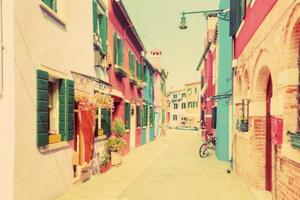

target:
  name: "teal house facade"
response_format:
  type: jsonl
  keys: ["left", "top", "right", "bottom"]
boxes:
{"left": 215, "top": 0, "right": 232, "bottom": 161}
{"left": 142, "top": 58, "right": 155, "bottom": 144}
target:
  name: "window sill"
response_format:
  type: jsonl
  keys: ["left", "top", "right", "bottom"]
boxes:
{"left": 39, "top": 2, "right": 66, "bottom": 27}
{"left": 39, "top": 141, "right": 70, "bottom": 154}
{"left": 95, "top": 135, "right": 108, "bottom": 142}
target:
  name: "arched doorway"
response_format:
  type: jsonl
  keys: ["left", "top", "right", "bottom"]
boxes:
{"left": 266, "top": 76, "right": 273, "bottom": 192}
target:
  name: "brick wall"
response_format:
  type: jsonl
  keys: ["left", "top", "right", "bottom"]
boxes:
{"left": 275, "top": 156, "right": 300, "bottom": 200}
{"left": 235, "top": 116, "right": 266, "bottom": 189}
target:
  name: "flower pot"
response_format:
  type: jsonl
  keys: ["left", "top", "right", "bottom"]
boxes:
{"left": 114, "top": 66, "right": 127, "bottom": 78}
{"left": 111, "top": 151, "right": 122, "bottom": 166}
{"left": 100, "top": 165, "right": 107, "bottom": 173}
{"left": 290, "top": 134, "right": 300, "bottom": 149}
{"left": 49, "top": 134, "right": 61, "bottom": 144}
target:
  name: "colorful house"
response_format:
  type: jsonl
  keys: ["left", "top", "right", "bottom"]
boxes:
{"left": 232, "top": 0, "right": 300, "bottom": 198}
{"left": 107, "top": 0, "right": 146, "bottom": 151}
{"left": 151, "top": 50, "right": 168, "bottom": 137}
{"left": 215, "top": 0, "right": 232, "bottom": 161}
{"left": 2, "top": 0, "right": 97, "bottom": 199}
{"left": 184, "top": 82, "right": 201, "bottom": 129}
{"left": 143, "top": 58, "right": 155, "bottom": 143}
{"left": 197, "top": 16, "right": 218, "bottom": 140}
{"left": 167, "top": 89, "right": 187, "bottom": 128}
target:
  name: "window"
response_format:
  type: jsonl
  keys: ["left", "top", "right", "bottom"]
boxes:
{"left": 181, "top": 103, "right": 186, "bottom": 109}
{"left": 36, "top": 70, "right": 74, "bottom": 147}
{"left": 48, "top": 78, "right": 59, "bottom": 132}
{"left": 150, "top": 106, "right": 154, "bottom": 127}
{"left": 95, "top": 108, "right": 111, "bottom": 137}
{"left": 42, "top": 0, "right": 57, "bottom": 12}
{"left": 174, "top": 104, "right": 178, "bottom": 109}
{"left": 212, "top": 107, "right": 217, "bottom": 129}
{"left": 182, "top": 93, "right": 186, "bottom": 98}
{"left": 137, "top": 106, "right": 141, "bottom": 127}
{"left": 187, "top": 88, "right": 192, "bottom": 95}
{"left": 188, "top": 102, "right": 192, "bottom": 108}
{"left": 143, "top": 65, "right": 148, "bottom": 83}
{"left": 195, "top": 88, "right": 198, "bottom": 93}
{"left": 125, "top": 102, "right": 131, "bottom": 129}
{"left": 129, "top": 51, "right": 135, "bottom": 78}
{"left": 173, "top": 94, "right": 177, "bottom": 99}
{"left": 93, "top": 0, "right": 107, "bottom": 54}
{"left": 196, "top": 102, "right": 198, "bottom": 108}
{"left": 173, "top": 115, "right": 177, "bottom": 121}
{"left": 114, "top": 32, "right": 124, "bottom": 67}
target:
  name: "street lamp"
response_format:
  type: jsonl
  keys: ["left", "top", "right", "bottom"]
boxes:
{"left": 179, "top": 9, "right": 230, "bottom": 30}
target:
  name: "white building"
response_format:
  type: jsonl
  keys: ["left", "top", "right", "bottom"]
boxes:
{"left": 0, "top": 1, "right": 110, "bottom": 200}
{"left": 168, "top": 89, "right": 187, "bottom": 128}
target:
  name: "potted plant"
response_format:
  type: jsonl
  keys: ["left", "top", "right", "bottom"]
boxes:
{"left": 239, "top": 116, "right": 248, "bottom": 132}
{"left": 100, "top": 152, "right": 111, "bottom": 173}
{"left": 105, "top": 136, "right": 126, "bottom": 166}
{"left": 287, "top": 131, "right": 300, "bottom": 149}
{"left": 111, "top": 118, "right": 126, "bottom": 138}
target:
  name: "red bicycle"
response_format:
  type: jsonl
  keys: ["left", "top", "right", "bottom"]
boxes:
{"left": 199, "top": 132, "right": 216, "bottom": 158}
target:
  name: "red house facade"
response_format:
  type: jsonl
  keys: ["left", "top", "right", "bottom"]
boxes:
{"left": 199, "top": 16, "right": 218, "bottom": 140}
{"left": 107, "top": 0, "right": 146, "bottom": 153}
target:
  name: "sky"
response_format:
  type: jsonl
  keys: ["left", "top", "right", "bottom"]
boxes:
{"left": 122, "top": 0, "right": 220, "bottom": 91}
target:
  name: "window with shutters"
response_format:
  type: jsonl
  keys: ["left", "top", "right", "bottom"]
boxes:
{"left": 143, "top": 105, "right": 148, "bottom": 127}
{"left": 174, "top": 104, "right": 178, "bottom": 110}
{"left": 173, "top": 115, "right": 177, "bottom": 121}
{"left": 37, "top": 70, "right": 75, "bottom": 147}
{"left": 94, "top": 108, "right": 111, "bottom": 138}
{"left": 150, "top": 106, "right": 154, "bottom": 127}
{"left": 125, "top": 102, "right": 131, "bottom": 129}
{"left": 129, "top": 51, "right": 135, "bottom": 78}
{"left": 93, "top": 0, "right": 107, "bottom": 54}
{"left": 181, "top": 103, "right": 186, "bottom": 109}
{"left": 48, "top": 78, "right": 59, "bottom": 133}
{"left": 42, "top": 0, "right": 57, "bottom": 12}
{"left": 114, "top": 32, "right": 124, "bottom": 67}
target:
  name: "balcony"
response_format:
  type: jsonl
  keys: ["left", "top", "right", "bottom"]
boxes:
{"left": 114, "top": 65, "right": 127, "bottom": 78}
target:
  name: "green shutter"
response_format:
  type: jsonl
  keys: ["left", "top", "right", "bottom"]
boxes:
{"left": 93, "top": 0, "right": 98, "bottom": 34}
{"left": 241, "top": 0, "right": 245, "bottom": 20}
{"left": 59, "top": 79, "right": 75, "bottom": 141}
{"left": 125, "top": 102, "right": 130, "bottom": 129}
{"left": 136, "top": 61, "right": 140, "bottom": 80}
{"left": 66, "top": 80, "right": 75, "bottom": 141}
{"left": 101, "top": 109, "right": 111, "bottom": 137}
{"left": 59, "top": 79, "right": 66, "bottom": 141}
{"left": 99, "top": 15, "right": 107, "bottom": 54}
{"left": 150, "top": 107, "right": 154, "bottom": 126}
{"left": 118, "top": 39, "right": 124, "bottom": 66}
{"left": 129, "top": 52, "right": 135, "bottom": 78}
{"left": 114, "top": 32, "right": 118, "bottom": 65}
{"left": 52, "top": 0, "right": 57, "bottom": 12}
{"left": 37, "top": 70, "right": 49, "bottom": 147}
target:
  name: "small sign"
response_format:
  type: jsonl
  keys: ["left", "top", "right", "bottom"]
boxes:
{"left": 271, "top": 116, "right": 283, "bottom": 145}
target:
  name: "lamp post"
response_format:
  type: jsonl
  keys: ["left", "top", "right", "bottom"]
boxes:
{"left": 179, "top": 9, "right": 230, "bottom": 29}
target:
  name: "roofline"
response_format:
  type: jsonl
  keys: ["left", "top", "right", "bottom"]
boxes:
{"left": 196, "top": 42, "right": 212, "bottom": 71}
{"left": 115, "top": 0, "right": 146, "bottom": 52}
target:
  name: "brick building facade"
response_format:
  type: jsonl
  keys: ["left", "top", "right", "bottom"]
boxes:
{"left": 232, "top": 0, "right": 300, "bottom": 199}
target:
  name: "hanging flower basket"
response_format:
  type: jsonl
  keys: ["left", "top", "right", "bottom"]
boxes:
{"left": 289, "top": 132, "right": 300, "bottom": 149}
{"left": 114, "top": 66, "right": 127, "bottom": 78}
{"left": 239, "top": 120, "right": 248, "bottom": 132}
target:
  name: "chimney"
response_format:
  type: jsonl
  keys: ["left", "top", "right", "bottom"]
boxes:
{"left": 150, "top": 49, "right": 162, "bottom": 68}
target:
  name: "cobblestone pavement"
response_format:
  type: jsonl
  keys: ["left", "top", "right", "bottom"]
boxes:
{"left": 56, "top": 129, "right": 257, "bottom": 200}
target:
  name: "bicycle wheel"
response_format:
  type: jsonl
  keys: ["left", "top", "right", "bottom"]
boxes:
{"left": 199, "top": 143, "right": 209, "bottom": 158}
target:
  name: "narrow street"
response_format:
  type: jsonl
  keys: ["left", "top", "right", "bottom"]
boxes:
{"left": 57, "top": 130, "right": 256, "bottom": 200}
